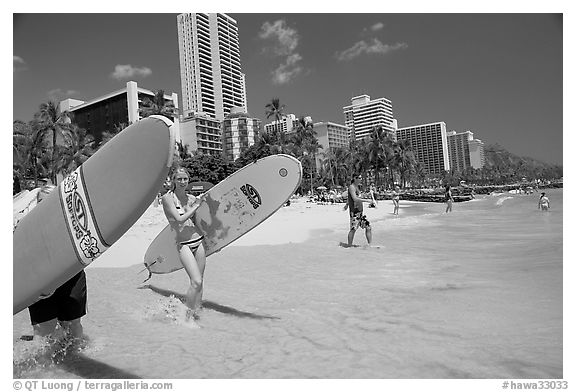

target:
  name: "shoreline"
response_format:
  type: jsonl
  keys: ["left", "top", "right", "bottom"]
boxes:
{"left": 88, "top": 198, "right": 434, "bottom": 269}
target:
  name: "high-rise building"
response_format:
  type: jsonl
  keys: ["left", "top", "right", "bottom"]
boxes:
{"left": 447, "top": 131, "right": 472, "bottom": 172}
{"left": 222, "top": 107, "right": 261, "bottom": 162}
{"left": 342, "top": 94, "right": 395, "bottom": 141}
{"left": 314, "top": 122, "right": 350, "bottom": 152}
{"left": 468, "top": 137, "right": 485, "bottom": 170}
{"left": 313, "top": 121, "right": 350, "bottom": 171}
{"left": 60, "top": 81, "right": 179, "bottom": 143}
{"left": 177, "top": 13, "right": 246, "bottom": 121}
{"left": 264, "top": 114, "right": 299, "bottom": 136}
{"left": 179, "top": 112, "right": 222, "bottom": 156}
{"left": 397, "top": 122, "right": 450, "bottom": 174}
{"left": 447, "top": 130, "right": 485, "bottom": 171}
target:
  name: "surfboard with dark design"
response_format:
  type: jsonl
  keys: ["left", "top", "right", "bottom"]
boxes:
{"left": 144, "top": 154, "right": 302, "bottom": 275}
{"left": 13, "top": 116, "right": 176, "bottom": 314}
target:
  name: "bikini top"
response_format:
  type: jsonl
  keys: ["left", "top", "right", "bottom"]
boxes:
{"left": 167, "top": 191, "right": 195, "bottom": 224}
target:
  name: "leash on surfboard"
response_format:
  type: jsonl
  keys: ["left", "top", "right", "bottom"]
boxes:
{"left": 138, "top": 262, "right": 155, "bottom": 283}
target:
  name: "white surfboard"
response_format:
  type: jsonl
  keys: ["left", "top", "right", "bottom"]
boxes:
{"left": 13, "top": 115, "right": 176, "bottom": 314}
{"left": 144, "top": 154, "right": 302, "bottom": 275}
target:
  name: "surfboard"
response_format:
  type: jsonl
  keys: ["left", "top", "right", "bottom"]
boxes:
{"left": 13, "top": 188, "right": 41, "bottom": 229}
{"left": 13, "top": 115, "right": 176, "bottom": 314}
{"left": 144, "top": 154, "right": 302, "bottom": 275}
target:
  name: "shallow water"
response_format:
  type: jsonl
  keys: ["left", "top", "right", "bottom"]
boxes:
{"left": 13, "top": 189, "right": 563, "bottom": 379}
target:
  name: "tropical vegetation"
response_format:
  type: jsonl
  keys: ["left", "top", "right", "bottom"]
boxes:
{"left": 13, "top": 94, "right": 562, "bottom": 195}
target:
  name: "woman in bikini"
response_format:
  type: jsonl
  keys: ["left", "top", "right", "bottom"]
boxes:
{"left": 162, "top": 167, "right": 207, "bottom": 319}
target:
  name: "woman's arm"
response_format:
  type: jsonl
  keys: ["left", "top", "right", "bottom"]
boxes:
{"left": 162, "top": 193, "right": 198, "bottom": 223}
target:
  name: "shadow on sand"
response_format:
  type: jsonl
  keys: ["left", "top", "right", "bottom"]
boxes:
{"left": 140, "top": 284, "right": 280, "bottom": 320}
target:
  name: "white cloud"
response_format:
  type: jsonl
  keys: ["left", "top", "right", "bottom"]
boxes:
{"left": 110, "top": 64, "right": 152, "bottom": 80}
{"left": 259, "top": 19, "right": 299, "bottom": 56}
{"left": 272, "top": 54, "right": 303, "bottom": 85}
{"left": 369, "top": 22, "right": 385, "bottom": 32}
{"left": 259, "top": 19, "right": 304, "bottom": 85}
{"left": 335, "top": 39, "right": 408, "bottom": 62}
{"left": 14, "top": 56, "right": 26, "bottom": 72}
{"left": 47, "top": 88, "right": 80, "bottom": 102}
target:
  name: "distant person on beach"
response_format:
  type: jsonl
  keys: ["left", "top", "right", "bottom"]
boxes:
{"left": 445, "top": 185, "right": 454, "bottom": 213}
{"left": 392, "top": 185, "right": 400, "bottom": 215}
{"left": 538, "top": 192, "right": 551, "bottom": 211}
{"left": 162, "top": 167, "right": 207, "bottom": 321}
{"left": 27, "top": 185, "right": 86, "bottom": 341}
{"left": 346, "top": 175, "right": 373, "bottom": 247}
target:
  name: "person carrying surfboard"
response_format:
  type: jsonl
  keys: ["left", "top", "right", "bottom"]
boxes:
{"left": 346, "top": 175, "right": 373, "bottom": 247}
{"left": 161, "top": 167, "right": 207, "bottom": 321}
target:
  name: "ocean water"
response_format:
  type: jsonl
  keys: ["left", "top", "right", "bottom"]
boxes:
{"left": 13, "top": 189, "right": 563, "bottom": 379}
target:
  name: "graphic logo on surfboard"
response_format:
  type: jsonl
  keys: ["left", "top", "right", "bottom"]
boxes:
{"left": 241, "top": 184, "right": 261, "bottom": 209}
{"left": 59, "top": 167, "right": 109, "bottom": 265}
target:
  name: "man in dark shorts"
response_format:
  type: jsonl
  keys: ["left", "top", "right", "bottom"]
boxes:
{"left": 347, "top": 175, "right": 374, "bottom": 247}
{"left": 28, "top": 271, "right": 87, "bottom": 339}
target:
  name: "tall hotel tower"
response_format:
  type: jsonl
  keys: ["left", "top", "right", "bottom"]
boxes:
{"left": 397, "top": 121, "right": 450, "bottom": 175}
{"left": 343, "top": 94, "right": 396, "bottom": 141}
{"left": 177, "top": 13, "right": 246, "bottom": 120}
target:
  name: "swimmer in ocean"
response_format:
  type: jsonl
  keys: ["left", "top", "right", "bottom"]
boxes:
{"left": 538, "top": 192, "right": 550, "bottom": 211}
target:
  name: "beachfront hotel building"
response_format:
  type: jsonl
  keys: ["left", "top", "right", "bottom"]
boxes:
{"left": 177, "top": 13, "right": 247, "bottom": 121}
{"left": 342, "top": 94, "right": 396, "bottom": 141}
{"left": 447, "top": 131, "right": 472, "bottom": 172}
{"left": 468, "top": 137, "right": 485, "bottom": 169}
{"left": 447, "top": 130, "right": 485, "bottom": 171}
{"left": 179, "top": 112, "right": 222, "bottom": 156}
{"left": 59, "top": 81, "right": 179, "bottom": 143}
{"left": 264, "top": 114, "right": 297, "bottom": 136}
{"left": 264, "top": 114, "right": 314, "bottom": 136}
{"left": 313, "top": 121, "right": 350, "bottom": 171}
{"left": 314, "top": 121, "right": 350, "bottom": 152}
{"left": 397, "top": 122, "right": 450, "bottom": 174}
{"left": 222, "top": 107, "right": 262, "bottom": 162}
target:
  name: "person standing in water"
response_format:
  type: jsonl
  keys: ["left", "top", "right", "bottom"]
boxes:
{"left": 538, "top": 192, "right": 551, "bottom": 211}
{"left": 392, "top": 185, "right": 400, "bottom": 215}
{"left": 162, "top": 167, "right": 207, "bottom": 321}
{"left": 347, "top": 175, "right": 374, "bottom": 247}
{"left": 445, "top": 184, "right": 454, "bottom": 213}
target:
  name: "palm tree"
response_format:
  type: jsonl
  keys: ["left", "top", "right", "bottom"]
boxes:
{"left": 139, "top": 90, "right": 177, "bottom": 119}
{"left": 265, "top": 97, "right": 285, "bottom": 123}
{"left": 33, "top": 101, "right": 75, "bottom": 185}
{"left": 264, "top": 98, "right": 286, "bottom": 151}
{"left": 367, "top": 126, "right": 394, "bottom": 188}
{"left": 54, "top": 125, "right": 96, "bottom": 180}
{"left": 13, "top": 120, "right": 48, "bottom": 188}
{"left": 393, "top": 138, "right": 416, "bottom": 187}
{"left": 175, "top": 141, "right": 194, "bottom": 163}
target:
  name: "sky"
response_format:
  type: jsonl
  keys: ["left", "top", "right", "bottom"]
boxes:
{"left": 11, "top": 7, "right": 568, "bottom": 165}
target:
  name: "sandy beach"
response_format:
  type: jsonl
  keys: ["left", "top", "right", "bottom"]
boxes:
{"left": 13, "top": 193, "right": 564, "bottom": 380}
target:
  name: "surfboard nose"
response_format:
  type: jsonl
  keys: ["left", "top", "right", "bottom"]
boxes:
{"left": 80, "top": 116, "right": 176, "bottom": 246}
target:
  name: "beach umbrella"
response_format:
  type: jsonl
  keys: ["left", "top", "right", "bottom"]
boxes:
{"left": 317, "top": 186, "right": 327, "bottom": 191}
